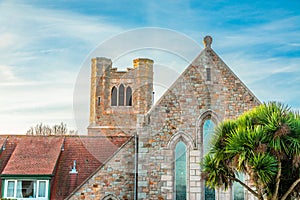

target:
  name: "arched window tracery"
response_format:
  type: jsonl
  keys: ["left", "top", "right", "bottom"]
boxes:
{"left": 102, "top": 194, "right": 119, "bottom": 200}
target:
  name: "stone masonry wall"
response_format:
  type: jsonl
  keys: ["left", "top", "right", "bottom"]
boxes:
{"left": 89, "top": 58, "right": 153, "bottom": 137}
{"left": 137, "top": 44, "right": 260, "bottom": 200}
{"left": 69, "top": 137, "right": 135, "bottom": 200}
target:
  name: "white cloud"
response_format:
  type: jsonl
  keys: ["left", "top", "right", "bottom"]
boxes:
{"left": 0, "top": 65, "right": 19, "bottom": 82}
{"left": 0, "top": 1, "right": 125, "bottom": 134}
{"left": 0, "top": 68, "right": 78, "bottom": 134}
{"left": 0, "top": 0, "right": 299, "bottom": 134}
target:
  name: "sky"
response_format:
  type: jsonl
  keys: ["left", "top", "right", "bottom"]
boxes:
{"left": 0, "top": 0, "right": 299, "bottom": 134}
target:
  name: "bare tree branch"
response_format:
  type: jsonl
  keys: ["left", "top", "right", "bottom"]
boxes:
{"left": 26, "top": 122, "right": 76, "bottom": 135}
{"left": 281, "top": 177, "right": 300, "bottom": 200}
{"left": 229, "top": 176, "right": 258, "bottom": 198}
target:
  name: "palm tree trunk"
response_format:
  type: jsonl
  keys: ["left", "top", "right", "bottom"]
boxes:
{"left": 257, "top": 185, "right": 264, "bottom": 200}
{"left": 272, "top": 162, "right": 281, "bottom": 200}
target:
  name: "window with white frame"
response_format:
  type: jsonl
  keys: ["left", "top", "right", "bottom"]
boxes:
{"left": 4, "top": 179, "right": 49, "bottom": 199}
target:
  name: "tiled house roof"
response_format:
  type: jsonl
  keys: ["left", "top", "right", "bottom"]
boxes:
{"left": 2, "top": 137, "right": 64, "bottom": 175}
{"left": 0, "top": 135, "right": 131, "bottom": 200}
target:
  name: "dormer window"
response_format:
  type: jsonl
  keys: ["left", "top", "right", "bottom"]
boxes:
{"left": 4, "top": 179, "right": 49, "bottom": 200}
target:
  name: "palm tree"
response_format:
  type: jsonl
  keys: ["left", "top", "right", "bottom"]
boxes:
{"left": 202, "top": 102, "right": 300, "bottom": 200}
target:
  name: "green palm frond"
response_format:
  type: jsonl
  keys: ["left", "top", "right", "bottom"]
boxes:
{"left": 201, "top": 101, "right": 300, "bottom": 199}
{"left": 248, "top": 153, "right": 278, "bottom": 185}
{"left": 209, "top": 120, "right": 237, "bottom": 154}
{"left": 201, "top": 155, "right": 234, "bottom": 190}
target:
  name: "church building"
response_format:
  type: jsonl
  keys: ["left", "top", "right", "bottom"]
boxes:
{"left": 73, "top": 35, "right": 260, "bottom": 200}
{"left": 0, "top": 36, "right": 260, "bottom": 200}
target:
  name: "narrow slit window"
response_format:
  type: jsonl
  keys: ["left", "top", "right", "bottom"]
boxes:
{"left": 97, "top": 96, "right": 101, "bottom": 106}
{"left": 126, "top": 87, "right": 132, "bottom": 106}
{"left": 111, "top": 86, "right": 117, "bottom": 106}
{"left": 206, "top": 68, "right": 211, "bottom": 81}
{"left": 119, "top": 84, "right": 125, "bottom": 106}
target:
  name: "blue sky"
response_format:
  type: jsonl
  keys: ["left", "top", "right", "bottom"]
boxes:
{"left": 0, "top": 0, "right": 299, "bottom": 134}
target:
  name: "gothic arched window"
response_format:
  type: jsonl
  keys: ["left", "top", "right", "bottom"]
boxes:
{"left": 175, "top": 141, "right": 187, "bottom": 200}
{"left": 118, "top": 84, "right": 124, "bottom": 106}
{"left": 126, "top": 87, "right": 132, "bottom": 106}
{"left": 111, "top": 86, "right": 118, "bottom": 106}
{"left": 203, "top": 119, "right": 215, "bottom": 200}
{"left": 102, "top": 194, "right": 119, "bottom": 200}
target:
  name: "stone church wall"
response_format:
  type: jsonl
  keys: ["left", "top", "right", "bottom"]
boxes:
{"left": 75, "top": 36, "right": 260, "bottom": 200}
{"left": 69, "top": 137, "right": 136, "bottom": 200}
{"left": 137, "top": 45, "right": 259, "bottom": 199}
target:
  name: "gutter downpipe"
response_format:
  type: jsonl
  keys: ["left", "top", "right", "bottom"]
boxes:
{"left": 134, "top": 132, "right": 139, "bottom": 200}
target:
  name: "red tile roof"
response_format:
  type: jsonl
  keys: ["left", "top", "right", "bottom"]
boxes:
{"left": 80, "top": 136, "right": 125, "bottom": 163}
{"left": 2, "top": 137, "right": 64, "bottom": 175}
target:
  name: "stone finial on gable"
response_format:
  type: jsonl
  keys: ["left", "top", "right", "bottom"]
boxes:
{"left": 203, "top": 35, "right": 213, "bottom": 48}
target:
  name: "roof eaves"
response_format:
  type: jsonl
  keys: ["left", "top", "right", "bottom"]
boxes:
{"left": 1, "top": 174, "right": 53, "bottom": 179}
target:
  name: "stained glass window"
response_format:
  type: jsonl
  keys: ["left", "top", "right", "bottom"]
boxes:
{"left": 203, "top": 119, "right": 215, "bottom": 200}
{"left": 175, "top": 141, "right": 187, "bottom": 200}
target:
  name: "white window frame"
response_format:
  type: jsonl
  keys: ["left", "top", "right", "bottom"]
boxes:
{"left": 3, "top": 179, "right": 49, "bottom": 200}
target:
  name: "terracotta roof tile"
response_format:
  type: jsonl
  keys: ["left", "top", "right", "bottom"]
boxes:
{"left": 80, "top": 136, "right": 129, "bottom": 163}
{"left": 2, "top": 137, "right": 64, "bottom": 175}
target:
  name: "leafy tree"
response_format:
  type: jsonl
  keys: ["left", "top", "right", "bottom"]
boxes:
{"left": 202, "top": 102, "right": 300, "bottom": 200}
{"left": 26, "top": 122, "right": 78, "bottom": 135}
